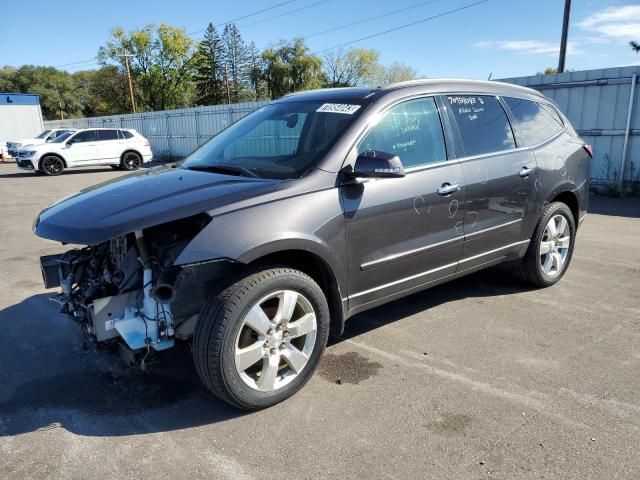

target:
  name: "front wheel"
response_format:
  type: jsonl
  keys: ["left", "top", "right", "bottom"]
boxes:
{"left": 193, "top": 267, "right": 330, "bottom": 410}
{"left": 40, "top": 155, "right": 65, "bottom": 176}
{"left": 518, "top": 202, "right": 576, "bottom": 287}
{"left": 121, "top": 151, "right": 142, "bottom": 170}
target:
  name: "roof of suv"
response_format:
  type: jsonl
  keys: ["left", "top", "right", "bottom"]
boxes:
{"left": 278, "top": 78, "right": 545, "bottom": 104}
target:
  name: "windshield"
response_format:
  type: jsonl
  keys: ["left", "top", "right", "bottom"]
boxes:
{"left": 181, "top": 100, "right": 364, "bottom": 179}
{"left": 52, "top": 131, "right": 73, "bottom": 143}
{"left": 35, "top": 130, "right": 52, "bottom": 140}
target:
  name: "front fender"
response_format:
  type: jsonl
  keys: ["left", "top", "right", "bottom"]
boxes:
{"left": 174, "top": 187, "right": 348, "bottom": 294}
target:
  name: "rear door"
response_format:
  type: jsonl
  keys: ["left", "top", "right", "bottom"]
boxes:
{"left": 342, "top": 96, "right": 466, "bottom": 310}
{"left": 66, "top": 130, "right": 99, "bottom": 165}
{"left": 444, "top": 94, "right": 537, "bottom": 269}
{"left": 97, "top": 129, "right": 125, "bottom": 164}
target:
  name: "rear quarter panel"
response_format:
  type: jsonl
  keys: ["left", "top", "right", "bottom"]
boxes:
{"left": 532, "top": 131, "right": 590, "bottom": 225}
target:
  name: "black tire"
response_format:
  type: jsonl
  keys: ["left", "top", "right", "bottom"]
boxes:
{"left": 518, "top": 201, "right": 576, "bottom": 287}
{"left": 193, "top": 266, "right": 330, "bottom": 410}
{"left": 121, "top": 151, "right": 142, "bottom": 170}
{"left": 110, "top": 165, "right": 122, "bottom": 170}
{"left": 40, "top": 155, "right": 65, "bottom": 176}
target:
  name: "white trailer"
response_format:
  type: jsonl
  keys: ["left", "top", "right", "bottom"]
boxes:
{"left": 0, "top": 93, "right": 44, "bottom": 159}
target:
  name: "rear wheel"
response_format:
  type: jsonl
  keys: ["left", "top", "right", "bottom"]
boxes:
{"left": 121, "top": 151, "right": 142, "bottom": 170}
{"left": 40, "top": 156, "right": 65, "bottom": 176}
{"left": 193, "top": 267, "right": 330, "bottom": 410}
{"left": 518, "top": 202, "right": 576, "bottom": 287}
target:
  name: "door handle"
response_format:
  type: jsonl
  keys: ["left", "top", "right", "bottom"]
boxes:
{"left": 519, "top": 166, "right": 533, "bottom": 178}
{"left": 437, "top": 183, "right": 460, "bottom": 195}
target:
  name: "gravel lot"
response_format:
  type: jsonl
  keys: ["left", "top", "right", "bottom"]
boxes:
{"left": 1, "top": 163, "right": 639, "bottom": 480}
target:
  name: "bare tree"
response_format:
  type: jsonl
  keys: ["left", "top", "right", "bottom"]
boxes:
{"left": 323, "top": 48, "right": 380, "bottom": 87}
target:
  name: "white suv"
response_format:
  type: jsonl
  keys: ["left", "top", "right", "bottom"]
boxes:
{"left": 7, "top": 129, "right": 74, "bottom": 157}
{"left": 17, "top": 128, "right": 153, "bottom": 176}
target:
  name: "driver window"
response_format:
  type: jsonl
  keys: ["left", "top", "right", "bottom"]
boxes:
{"left": 357, "top": 97, "right": 446, "bottom": 169}
{"left": 223, "top": 114, "right": 308, "bottom": 160}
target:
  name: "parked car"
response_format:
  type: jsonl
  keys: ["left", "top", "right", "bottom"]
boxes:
{"left": 6, "top": 128, "right": 74, "bottom": 157}
{"left": 34, "top": 79, "right": 590, "bottom": 409}
{"left": 17, "top": 128, "right": 152, "bottom": 175}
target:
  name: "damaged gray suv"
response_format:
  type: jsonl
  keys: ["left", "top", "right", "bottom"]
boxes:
{"left": 35, "top": 79, "right": 591, "bottom": 409}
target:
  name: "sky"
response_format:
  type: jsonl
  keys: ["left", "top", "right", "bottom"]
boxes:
{"left": 1, "top": 0, "right": 639, "bottom": 79}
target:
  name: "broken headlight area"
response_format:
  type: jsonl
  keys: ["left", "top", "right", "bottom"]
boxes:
{"left": 40, "top": 214, "right": 219, "bottom": 364}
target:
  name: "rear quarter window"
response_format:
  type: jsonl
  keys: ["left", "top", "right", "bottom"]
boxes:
{"left": 120, "top": 130, "right": 134, "bottom": 139}
{"left": 448, "top": 95, "right": 516, "bottom": 157}
{"left": 504, "top": 97, "right": 564, "bottom": 146}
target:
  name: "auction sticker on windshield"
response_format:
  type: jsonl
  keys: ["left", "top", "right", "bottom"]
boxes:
{"left": 316, "top": 103, "right": 361, "bottom": 114}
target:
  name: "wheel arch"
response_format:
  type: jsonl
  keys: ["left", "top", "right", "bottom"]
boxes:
{"left": 38, "top": 153, "right": 67, "bottom": 169}
{"left": 244, "top": 249, "right": 346, "bottom": 337}
{"left": 120, "top": 149, "right": 143, "bottom": 162}
{"left": 547, "top": 190, "right": 579, "bottom": 227}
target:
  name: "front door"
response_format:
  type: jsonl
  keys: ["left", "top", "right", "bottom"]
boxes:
{"left": 342, "top": 97, "right": 465, "bottom": 311}
{"left": 444, "top": 94, "right": 537, "bottom": 268}
{"left": 66, "top": 130, "right": 99, "bottom": 165}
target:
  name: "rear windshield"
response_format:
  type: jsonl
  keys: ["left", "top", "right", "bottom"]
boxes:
{"left": 182, "top": 100, "right": 365, "bottom": 179}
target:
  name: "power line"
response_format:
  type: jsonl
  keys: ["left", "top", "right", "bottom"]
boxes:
{"left": 312, "top": 0, "right": 489, "bottom": 55}
{"left": 188, "top": 0, "right": 297, "bottom": 35}
{"left": 238, "top": 0, "right": 333, "bottom": 28}
{"left": 56, "top": 1, "right": 298, "bottom": 69}
{"left": 305, "top": 0, "right": 441, "bottom": 39}
{"left": 54, "top": 58, "right": 98, "bottom": 68}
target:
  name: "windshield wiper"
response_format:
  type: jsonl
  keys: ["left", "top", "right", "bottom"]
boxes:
{"left": 184, "top": 164, "right": 260, "bottom": 178}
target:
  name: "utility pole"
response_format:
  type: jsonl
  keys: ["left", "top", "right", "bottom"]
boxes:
{"left": 224, "top": 64, "right": 231, "bottom": 105}
{"left": 59, "top": 100, "right": 64, "bottom": 121}
{"left": 120, "top": 52, "right": 137, "bottom": 113}
{"left": 558, "top": 0, "right": 572, "bottom": 73}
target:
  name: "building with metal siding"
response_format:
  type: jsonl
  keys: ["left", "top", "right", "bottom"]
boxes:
{"left": 0, "top": 93, "right": 45, "bottom": 146}
{"left": 499, "top": 66, "right": 640, "bottom": 190}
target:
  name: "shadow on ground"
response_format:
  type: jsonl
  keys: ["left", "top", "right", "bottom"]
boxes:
{"left": 0, "top": 267, "right": 529, "bottom": 438}
{"left": 588, "top": 195, "right": 640, "bottom": 219}
{"left": 0, "top": 167, "right": 117, "bottom": 179}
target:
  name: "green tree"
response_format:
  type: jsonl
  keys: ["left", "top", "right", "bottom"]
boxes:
{"left": 631, "top": 41, "right": 640, "bottom": 52}
{"left": 73, "top": 66, "right": 130, "bottom": 116}
{"left": 322, "top": 48, "right": 380, "bottom": 87}
{"left": 222, "top": 23, "right": 251, "bottom": 102}
{"left": 262, "top": 38, "right": 323, "bottom": 99}
{"left": 247, "top": 41, "right": 268, "bottom": 100}
{"left": 0, "top": 65, "right": 86, "bottom": 120}
{"left": 193, "top": 22, "right": 226, "bottom": 105}
{"left": 536, "top": 67, "right": 558, "bottom": 75}
{"left": 98, "top": 23, "right": 195, "bottom": 111}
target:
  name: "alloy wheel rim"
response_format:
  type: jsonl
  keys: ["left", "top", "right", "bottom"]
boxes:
{"left": 44, "top": 157, "right": 62, "bottom": 174}
{"left": 125, "top": 154, "right": 140, "bottom": 169}
{"left": 234, "top": 289, "right": 317, "bottom": 392}
{"left": 539, "top": 214, "right": 571, "bottom": 276}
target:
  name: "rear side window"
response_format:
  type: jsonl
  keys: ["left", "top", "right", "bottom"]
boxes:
{"left": 448, "top": 95, "right": 516, "bottom": 157}
{"left": 98, "top": 130, "right": 119, "bottom": 141}
{"left": 357, "top": 97, "right": 446, "bottom": 169}
{"left": 72, "top": 130, "right": 98, "bottom": 143}
{"left": 504, "top": 97, "right": 564, "bottom": 146}
{"left": 120, "top": 130, "right": 134, "bottom": 139}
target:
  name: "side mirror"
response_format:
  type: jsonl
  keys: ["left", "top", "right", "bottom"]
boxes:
{"left": 66, "top": 140, "right": 74, "bottom": 148}
{"left": 350, "top": 150, "right": 405, "bottom": 179}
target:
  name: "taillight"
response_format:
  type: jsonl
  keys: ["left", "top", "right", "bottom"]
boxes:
{"left": 583, "top": 144, "right": 593, "bottom": 157}
{"left": 144, "top": 140, "right": 149, "bottom": 146}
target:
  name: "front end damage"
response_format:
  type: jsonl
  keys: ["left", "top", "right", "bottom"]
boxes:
{"left": 40, "top": 214, "right": 233, "bottom": 366}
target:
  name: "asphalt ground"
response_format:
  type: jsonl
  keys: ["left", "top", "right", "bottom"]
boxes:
{"left": 1, "top": 162, "right": 639, "bottom": 479}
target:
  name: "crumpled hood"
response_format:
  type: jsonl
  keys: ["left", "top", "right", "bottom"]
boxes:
{"left": 34, "top": 165, "right": 280, "bottom": 245}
